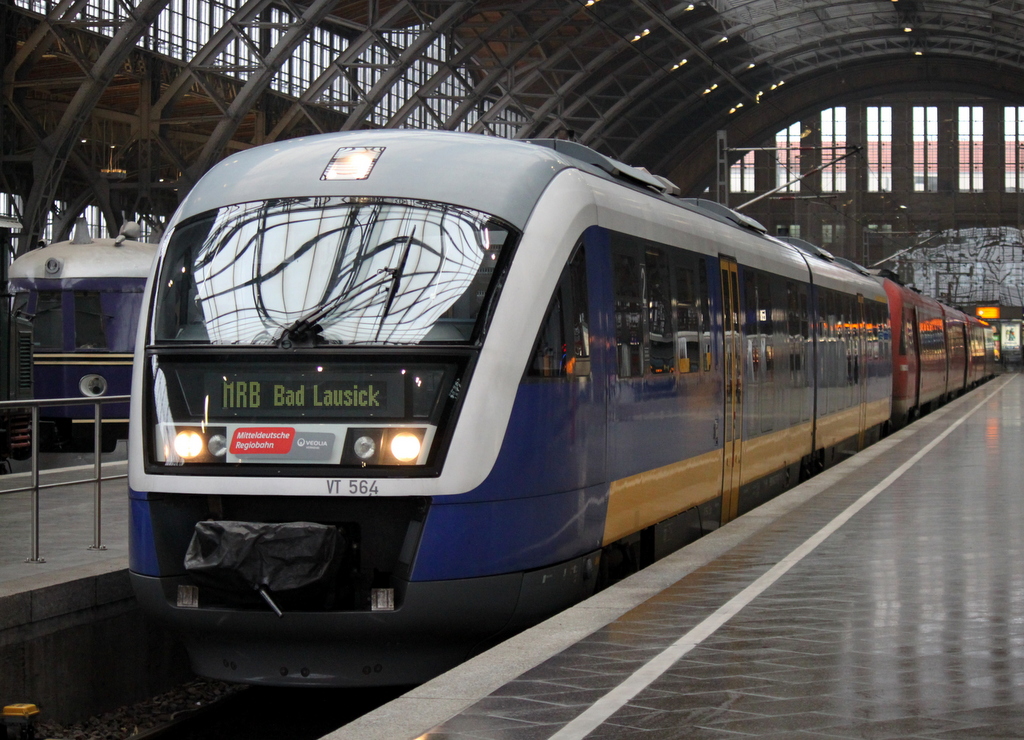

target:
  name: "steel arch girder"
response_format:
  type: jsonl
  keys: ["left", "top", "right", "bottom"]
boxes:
{"left": 151, "top": 0, "right": 275, "bottom": 122}
{"left": 469, "top": 3, "right": 645, "bottom": 138}
{"left": 265, "top": 0, "right": 420, "bottom": 142}
{"left": 435, "top": 0, "right": 586, "bottom": 133}
{"left": 183, "top": 0, "right": 342, "bottom": 183}
{"left": 19, "top": 0, "right": 171, "bottom": 253}
{"left": 339, "top": 0, "right": 475, "bottom": 132}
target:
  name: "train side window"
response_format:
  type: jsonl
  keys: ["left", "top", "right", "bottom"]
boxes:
{"left": 612, "top": 247, "right": 644, "bottom": 378}
{"left": 743, "top": 271, "right": 759, "bottom": 375}
{"left": 646, "top": 248, "right": 674, "bottom": 375}
{"left": 697, "top": 258, "right": 712, "bottom": 371}
{"left": 74, "top": 290, "right": 108, "bottom": 349}
{"left": 901, "top": 308, "right": 914, "bottom": 356}
{"left": 528, "top": 243, "right": 591, "bottom": 379}
{"left": 32, "top": 291, "right": 63, "bottom": 350}
{"left": 674, "top": 263, "right": 699, "bottom": 373}
{"left": 760, "top": 274, "right": 774, "bottom": 376}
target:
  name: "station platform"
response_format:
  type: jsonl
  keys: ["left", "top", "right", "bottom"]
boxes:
{"left": 0, "top": 449, "right": 191, "bottom": 725}
{"left": 0, "top": 451, "right": 128, "bottom": 589}
{"left": 327, "top": 373, "right": 1024, "bottom": 740}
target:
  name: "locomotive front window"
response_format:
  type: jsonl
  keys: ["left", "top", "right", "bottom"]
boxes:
{"left": 153, "top": 198, "right": 516, "bottom": 347}
{"left": 74, "top": 291, "right": 108, "bottom": 349}
{"left": 32, "top": 291, "right": 64, "bottom": 350}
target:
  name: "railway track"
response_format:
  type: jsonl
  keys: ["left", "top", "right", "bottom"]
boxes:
{"left": 131, "top": 684, "right": 408, "bottom": 740}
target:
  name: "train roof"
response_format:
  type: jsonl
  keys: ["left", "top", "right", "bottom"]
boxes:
{"left": 173, "top": 130, "right": 593, "bottom": 232}
{"left": 9, "top": 238, "right": 157, "bottom": 280}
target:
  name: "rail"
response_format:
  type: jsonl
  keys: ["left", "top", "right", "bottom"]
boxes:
{"left": 0, "top": 395, "right": 130, "bottom": 563}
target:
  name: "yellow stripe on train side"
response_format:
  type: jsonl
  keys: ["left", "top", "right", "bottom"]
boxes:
{"left": 602, "top": 448, "right": 723, "bottom": 546}
{"left": 739, "top": 421, "right": 813, "bottom": 487}
{"left": 814, "top": 405, "right": 864, "bottom": 450}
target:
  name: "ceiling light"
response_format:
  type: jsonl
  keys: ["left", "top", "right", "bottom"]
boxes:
{"left": 904, "top": 27, "right": 912, "bottom": 32}
{"left": 747, "top": 63, "right": 755, "bottom": 69}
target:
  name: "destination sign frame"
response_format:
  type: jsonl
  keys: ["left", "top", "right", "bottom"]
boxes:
{"left": 205, "top": 370, "right": 404, "bottom": 419}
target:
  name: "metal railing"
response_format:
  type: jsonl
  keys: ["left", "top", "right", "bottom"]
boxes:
{"left": 0, "top": 395, "right": 129, "bottom": 563}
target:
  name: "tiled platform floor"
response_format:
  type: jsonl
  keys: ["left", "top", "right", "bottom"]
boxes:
{"left": 330, "top": 374, "right": 1024, "bottom": 740}
{"left": 0, "top": 447, "right": 128, "bottom": 588}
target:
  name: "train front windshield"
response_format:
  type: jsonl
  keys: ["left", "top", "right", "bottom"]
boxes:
{"left": 146, "top": 197, "right": 518, "bottom": 473}
{"left": 154, "top": 197, "right": 514, "bottom": 346}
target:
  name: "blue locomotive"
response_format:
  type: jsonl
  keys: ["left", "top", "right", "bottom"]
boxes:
{"left": 129, "top": 131, "right": 902, "bottom": 686}
{"left": 8, "top": 221, "right": 157, "bottom": 451}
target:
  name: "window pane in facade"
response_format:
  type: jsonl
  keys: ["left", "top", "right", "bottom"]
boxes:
{"left": 821, "top": 107, "right": 846, "bottom": 192}
{"left": 730, "top": 151, "right": 755, "bottom": 193}
{"left": 1005, "top": 107, "right": 1024, "bottom": 192}
{"left": 913, "top": 106, "right": 938, "bottom": 192}
{"left": 822, "top": 223, "right": 846, "bottom": 250}
{"left": 867, "top": 106, "right": 892, "bottom": 192}
{"left": 776, "top": 123, "right": 801, "bottom": 192}
{"left": 959, "top": 106, "right": 984, "bottom": 192}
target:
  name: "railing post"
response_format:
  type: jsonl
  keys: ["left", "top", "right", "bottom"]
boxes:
{"left": 89, "top": 400, "right": 106, "bottom": 551}
{"left": 26, "top": 404, "right": 44, "bottom": 563}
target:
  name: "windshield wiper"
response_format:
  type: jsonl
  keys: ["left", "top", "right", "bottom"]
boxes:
{"left": 374, "top": 227, "right": 414, "bottom": 343}
{"left": 276, "top": 228, "right": 416, "bottom": 348}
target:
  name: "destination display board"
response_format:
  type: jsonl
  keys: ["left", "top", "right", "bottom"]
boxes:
{"left": 205, "top": 370, "right": 405, "bottom": 418}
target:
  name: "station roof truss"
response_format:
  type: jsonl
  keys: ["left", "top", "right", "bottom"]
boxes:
{"left": 4, "top": 0, "right": 1024, "bottom": 250}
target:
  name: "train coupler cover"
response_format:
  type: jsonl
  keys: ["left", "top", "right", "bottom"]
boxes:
{"left": 183, "top": 521, "right": 342, "bottom": 602}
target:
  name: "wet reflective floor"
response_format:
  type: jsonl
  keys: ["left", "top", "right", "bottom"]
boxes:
{"left": 408, "top": 375, "right": 1024, "bottom": 740}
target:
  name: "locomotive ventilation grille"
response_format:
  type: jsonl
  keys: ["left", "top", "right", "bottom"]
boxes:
{"left": 17, "top": 331, "right": 32, "bottom": 390}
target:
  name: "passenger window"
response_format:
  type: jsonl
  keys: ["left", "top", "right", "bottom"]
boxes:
{"left": 74, "top": 290, "right": 108, "bottom": 349}
{"left": 646, "top": 249, "right": 673, "bottom": 375}
{"left": 32, "top": 291, "right": 63, "bottom": 350}
{"left": 674, "top": 265, "right": 699, "bottom": 373}
{"left": 613, "top": 249, "right": 644, "bottom": 378}
{"left": 528, "top": 244, "right": 591, "bottom": 379}
{"left": 698, "top": 259, "right": 712, "bottom": 371}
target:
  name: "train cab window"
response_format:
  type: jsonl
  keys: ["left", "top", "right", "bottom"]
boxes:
{"left": 674, "top": 265, "right": 699, "bottom": 373}
{"left": 74, "top": 291, "right": 108, "bottom": 349}
{"left": 528, "top": 244, "right": 590, "bottom": 378}
{"left": 32, "top": 291, "right": 63, "bottom": 350}
{"left": 154, "top": 199, "right": 518, "bottom": 346}
{"left": 646, "top": 249, "right": 673, "bottom": 375}
{"left": 612, "top": 248, "right": 644, "bottom": 378}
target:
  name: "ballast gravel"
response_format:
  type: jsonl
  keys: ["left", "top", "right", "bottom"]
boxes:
{"left": 34, "top": 677, "right": 245, "bottom": 739}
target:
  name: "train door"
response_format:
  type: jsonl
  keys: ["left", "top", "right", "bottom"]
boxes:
{"left": 720, "top": 257, "right": 743, "bottom": 524}
{"left": 856, "top": 295, "right": 868, "bottom": 446}
{"left": 909, "top": 306, "right": 922, "bottom": 412}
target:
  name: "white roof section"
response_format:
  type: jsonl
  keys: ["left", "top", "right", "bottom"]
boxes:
{"left": 9, "top": 238, "right": 158, "bottom": 280}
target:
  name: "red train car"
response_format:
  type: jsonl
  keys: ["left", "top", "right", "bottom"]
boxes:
{"left": 881, "top": 276, "right": 996, "bottom": 430}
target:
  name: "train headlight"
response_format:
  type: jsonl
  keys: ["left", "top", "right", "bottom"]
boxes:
{"left": 174, "top": 431, "right": 204, "bottom": 459}
{"left": 390, "top": 433, "right": 421, "bottom": 462}
{"left": 353, "top": 435, "right": 376, "bottom": 460}
{"left": 79, "top": 374, "right": 108, "bottom": 397}
{"left": 322, "top": 147, "right": 384, "bottom": 180}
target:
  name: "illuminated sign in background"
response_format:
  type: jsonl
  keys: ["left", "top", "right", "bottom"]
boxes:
{"left": 976, "top": 306, "right": 1001, "bottom": 319}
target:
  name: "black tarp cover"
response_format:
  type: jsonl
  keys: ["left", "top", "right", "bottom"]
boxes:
{"left": 184, "top": 520, "right": 339, "bottom": 592}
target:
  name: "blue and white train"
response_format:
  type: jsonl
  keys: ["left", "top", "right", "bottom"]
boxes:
{"left": 129, "top": 131, "right": 894, "bottom": 686}
{"left": 9, "top": 221, "right": 157, "bottom": 451}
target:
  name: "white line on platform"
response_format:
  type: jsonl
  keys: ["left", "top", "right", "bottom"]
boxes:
{"left": 548, "top": 374, "right": 1015, "bottom": 740}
